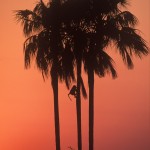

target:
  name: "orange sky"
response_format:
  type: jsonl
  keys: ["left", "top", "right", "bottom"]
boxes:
{"left": 0, "top": 0, "right": 150, "bottom": 150}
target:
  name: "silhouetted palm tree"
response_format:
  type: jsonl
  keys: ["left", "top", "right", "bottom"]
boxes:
{"left": 81, "top": 1, "right": 149, "bottom": 150}
{"left": 59, "top": 2, "right": 89, "bottom": 149}
{"left": 63, "top": 23, "right": 87, "bottom": 150}
{"left": 15, "top": 1, "right": 75, "bottom": 150}
{"left": 74, "top": 29, "right": 87, "bottom": 150}
{"left": 83, "top": 48, "right": 117, "bottom": 150}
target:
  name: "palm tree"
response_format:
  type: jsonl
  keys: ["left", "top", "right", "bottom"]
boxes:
{"left": 83, "top": 47, "right": 117, "bottom": 150}
{"left": 74, "top": 29, "right": 87, "bottom": 150}
{"left": 15, "top": 1, "right": 75, "bottom": 150}
{"left": 63, "top": 24, "right": 87, "bottom": 150}
{"left": 60, "top": 2, "right": 89, "bottom": 149}
{"left": 81, "top": 0, "right": 149, "bottom": 150}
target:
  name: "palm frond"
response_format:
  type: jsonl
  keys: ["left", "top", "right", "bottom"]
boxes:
{"left": 60, "top": 42, "right": 76, "bottom": 89}
{"left": 23, "top": 29, "right": 52, "bottom": 76}
{"left": 113, "top": 11, "right": 138, "bottom": 27}
{"left": 33, "top": 0, "right": 47, "bottom": 16}
{"left": 117, "top": 0, "right": 129, "bottom": 7}
{"left": 24, "top": 35, "right": 38, "bottom": 68}
{"left": 116, "top": 27, "right": 149, "bottom": 59}
{"left": 104, "top": 11, "right": 138, "bottom": 39}
{"left": 15, "top": 9, "right": 42, "bottom": 36}
{"left": 105, "top": 16, "right": 149, "bottom": 68}
{"left": 36, "top": 47, "right": 49, "bottom": 76}
{"left": 83, "top": 48, "right": 117, "bottom": 79}
{"left": 33, "top": 0, "right": 51, "bottom": 28}
{"left": 96, "top": 50, "right": 117, "bottom": 78}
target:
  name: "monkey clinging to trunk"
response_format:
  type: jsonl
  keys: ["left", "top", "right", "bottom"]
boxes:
{"left": 68, "top": 85, "right": 77, "bottom": 100}
{"left": 68, "top": 78, "right": 88, "bottom": 101}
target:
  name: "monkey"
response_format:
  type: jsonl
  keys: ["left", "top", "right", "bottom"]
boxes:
{"left": 68, "top": 85, "right": 77, "bottom": 100}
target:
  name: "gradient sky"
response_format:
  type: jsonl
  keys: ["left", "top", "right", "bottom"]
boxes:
{"left": 0, "top": 0, "right": 150, "bottom": 150}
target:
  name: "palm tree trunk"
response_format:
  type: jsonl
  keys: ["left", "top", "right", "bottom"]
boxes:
{"left": 88, "top": 68, "right": 94, "bottom": 150}
{"left": 52, "top": 72, "right": 61, "bottom": 150}
{"left": 76, "top": 59, "right": 82, "bottom": 150}
{"left": 51, "top": 0, "right": 61, "bottom": 148}
{"left": 51, "top": 57, "right": 60, "bottom": 150}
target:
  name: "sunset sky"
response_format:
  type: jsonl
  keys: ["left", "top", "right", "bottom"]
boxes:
{"left": 0, "top": 0, "right": 150, "bottom": 150}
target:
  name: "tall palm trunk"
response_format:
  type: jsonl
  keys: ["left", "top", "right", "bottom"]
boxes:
{"left": 51, "top": 0, "right": 61, "bottom": 148}
{"left": 51, "top": 65, "right": 61, "bottom": 150}
{"left": 88, "top": 68, "right": 94, "bottom": 150}
{"left": 76, "top": 59, "right": 82, "bottom": 150}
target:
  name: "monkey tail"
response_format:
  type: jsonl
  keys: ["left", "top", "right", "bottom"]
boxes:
{"left": 68, "top": 94, "right": 72, "bottom": 101}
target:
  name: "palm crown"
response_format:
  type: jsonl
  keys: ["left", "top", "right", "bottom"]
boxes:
{"left": 15, "top": 1, "right": 76, "bottom": 88}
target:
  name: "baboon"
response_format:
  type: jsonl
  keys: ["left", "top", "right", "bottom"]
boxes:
{"left": 68, "top": 85, "right": 77, "bottom": 100}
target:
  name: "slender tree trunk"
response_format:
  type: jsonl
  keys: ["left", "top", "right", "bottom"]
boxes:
{"left": 88, "top": 69, "right": 94, "bottom": 150}
{"left": 52, "top": 71, "right": 61, "bottom": 150}
{"left": 76, "top": 59, "right": 82, "bottom": 150}
{"left": 51, "top": 0, "right": 61, "bottom": 148}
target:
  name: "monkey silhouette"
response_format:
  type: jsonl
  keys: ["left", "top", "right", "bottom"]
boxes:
{"left": 68, "top": 85, "right": 77, "bottom": 100}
